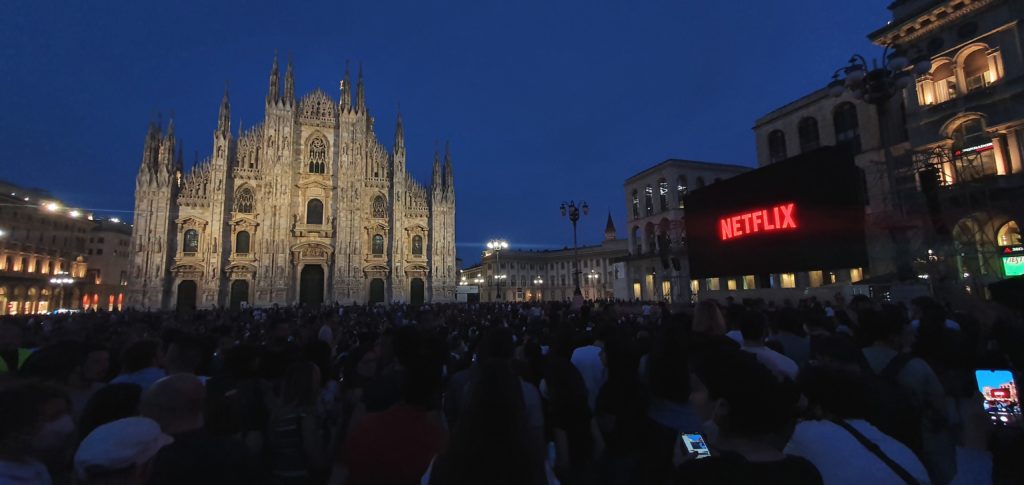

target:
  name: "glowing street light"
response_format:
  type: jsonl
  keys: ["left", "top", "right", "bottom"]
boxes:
{"left": 45, "top": 202, "right": 60, "bottom": 212}
{"left": 69, "top": 210, "right": 81, "bottom": 218}
{"left": 486, "top": 238, "right": 509, "bottom": 300}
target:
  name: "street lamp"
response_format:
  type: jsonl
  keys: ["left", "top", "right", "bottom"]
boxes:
{"left": 486, "top": 239, "right": 509, "bottom": 300}
{"left": 560, "top": 201, "right": 589, "bottom": 296}
{"left": 49, "top": 272, "right": 75, "bottom": 311}
{"left": 829, "top": 44, "right": 930, "bottom": 281}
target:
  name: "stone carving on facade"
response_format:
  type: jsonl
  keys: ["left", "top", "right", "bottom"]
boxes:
{"left": 178, "top": 162, "right": 212, "bottom": 207}
{"left": 299, "top": 89, "right": 337, "bottom": 127}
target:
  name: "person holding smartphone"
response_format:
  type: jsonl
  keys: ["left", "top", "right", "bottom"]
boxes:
{"left": 674, "top": 348, "right": 822, "bottom": 485}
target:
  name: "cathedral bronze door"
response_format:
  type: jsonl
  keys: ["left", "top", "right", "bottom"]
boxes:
{"left": 229, "top": 280, "right": 249, "bottom": 311}
{"left": 369, "top": 278, "right": 385, "bottom": 305}
{"left": 299, "top": 265, "right": 324, "bottom": 307}
{"left": 410, "top": 278, "right": 424, "bottom": 305}
{"left": 176, "top": 280, "right": 197, "bottom": 311}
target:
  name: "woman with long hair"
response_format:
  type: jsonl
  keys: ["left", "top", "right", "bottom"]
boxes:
{"left": 427, "top": 358, "right": 556, "bottom": 485}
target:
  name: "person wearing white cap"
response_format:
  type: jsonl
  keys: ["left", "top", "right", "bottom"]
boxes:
{"left": 74, "top": 416, "right": 173, "bottom": 485}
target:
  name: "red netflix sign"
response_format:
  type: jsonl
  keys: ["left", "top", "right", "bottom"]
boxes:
{"left": 719, "top": 203, "right": 798, "bottom": 241}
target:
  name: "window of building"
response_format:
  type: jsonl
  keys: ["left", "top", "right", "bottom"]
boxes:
{"left": 631, "top": 190, "right": 639, "bottom": 219}
{"left": 658, "top": 178, "right": 669, "bottom": 211}
{"left": 798, "top": 117, "right": 819, "bottom": 153}
{"left": 412, "top": 235, "right": 423, "bottom": 256}
{"left": 98, "top": 237, "right": 104, "bottom": 244}
{"left": 88, "top": 249, "right": 93, "bottom": 255}
{"left": 998, "top": 221, "right": 1022, "bottom": 246}
{"left": 849, "top": 268, "right": 863, "bottom": 283}
{"left": 809, "top": 270, "right": 824, "bottom": 288}
{"left": 742, "top": 275, "right": 756, "bottom": 290}
{"left": 780, "top": 273, "right": 796, "bottom": 288}
{"left": 833, "top": 102, "right": 861, "bottom": 154}
{"left": 726, "top": 279, "right": 737, "bottom": 290}
{"left": 183, "top": 229, "right": 199, "bottom": 254}
{"left": 560, "top": 275, "right": 566, "bottom": 286}
{"left": 308, "top": 136, "right": 327, "bottom": 174}
{"left": 96, "top": 249, "right": 103, "bottom": 256}
{"left": 236, "top": 231, "right": 251, "bottom": 254}
{"left": 372, "top": 234, "right": 384, "bottom": 255}
{"left": 928, "top": 61, "right": 957, "bottom": 105}
{"left": 234, "top": 186, "right": 255, "bottom": 213}
{"left": 372, "top": 196, "right": 386, "bottom": 218}
{"left": 306, "top": 199, "right": 324, "bottom": 225}
{"left": 644, "top": 185, "right": 654, "bottom": 216}
{"left": 963, "top": 49, "right": 992, "bottom": 92}
{"left": 705, "top": 278, "right": 720, "bottom": 291}
{"left": 951, "top": 119, "right": 998, "bottom": 180}
{"left": 768, "top": 130, "right": 787, "bottom": 162}
{"left": 676, "top": 175, "right": 687, "bottom": 209}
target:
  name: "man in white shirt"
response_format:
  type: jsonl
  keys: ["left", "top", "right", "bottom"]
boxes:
{"left": 738, "top": 312, "right": 798, "bottom": 381}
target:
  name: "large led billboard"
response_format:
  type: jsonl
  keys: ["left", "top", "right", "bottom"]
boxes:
{"left": 684, "top": 147, "right": 868, "bottom": 278}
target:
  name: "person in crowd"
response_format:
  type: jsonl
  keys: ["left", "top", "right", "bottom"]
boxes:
{"left": 74, "top": 416, "right": 173, "bottom": 485}
{"left": 0, "top": 381, "right": 72, "bottom": 484}
{"left": 738, "top": 311, "right": 799, "bottom": 381}
{"left": 164, "top": 334, "right": 207, "bottom": 378}
{"left": 333, "top": 333, "right": 447, "bottom": 485}
{"left": 594, "top": 327, "right": 652, "bottom": 485}
{"left": 111, "top": 339, "right": 166, "bottom": 391}
{"left": 67, "top": 344, "right": 111, "bottom": 420}
{"left": 266, "top": 360, "right": 328, "bottom": 484}
{"left": 0, "top": 320, "right": 32, "bottom": 376}
{"left": 786, "top": 365, "right": 931, "bottom": 485}
{"left": 141, "top": 374, "right": 260, "bottom": 485}
{"left": 79, "top": 383, "right": 143, "bottom": 441}
{"left": 859, "top": 307, "right": 957, "bottom": 485}
{"left": 677, "top": 347, "right": 821, "bottom": 484}
{"left": 425, "top": 358, "right": 558, "bottom": 485}
{"left": 571, "top": 325, "right": 607, "bottom": 411}
{"left": 541, "top": 326, "right": 600, "bottom": 485}
{"left": 770, "top": 308, "right": 811, "bottom": 369}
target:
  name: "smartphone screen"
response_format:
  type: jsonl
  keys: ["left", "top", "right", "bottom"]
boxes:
{"left": 975, "top": 370, "right": 1021, "bottom": 425}
{"left": 680, "top": 433, "right": 712, "bottom": 459}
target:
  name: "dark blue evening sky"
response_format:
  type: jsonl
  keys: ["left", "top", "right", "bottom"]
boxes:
{"left": 0, "top": 0, "right": 889, "bottom": 264}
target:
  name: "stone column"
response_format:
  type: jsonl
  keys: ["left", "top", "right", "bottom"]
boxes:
{"left": 1006, "top": 129, "right": 1023, "bottom": 174}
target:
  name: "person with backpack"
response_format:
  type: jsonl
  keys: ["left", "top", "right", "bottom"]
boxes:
{"left": 858, "top": 308, "right": 956, "bottom": 485}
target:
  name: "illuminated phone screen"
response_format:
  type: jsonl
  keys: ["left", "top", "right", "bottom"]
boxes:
{"left": 976, "top": 369, "right": 1021, "bottom": 425}
{"left": 681, "top": 433, "right": 711, "bottom": 459}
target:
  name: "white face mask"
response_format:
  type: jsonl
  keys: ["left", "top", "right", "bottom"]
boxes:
{"left": 32, "top": 414, "right": 75, "bottom": 451}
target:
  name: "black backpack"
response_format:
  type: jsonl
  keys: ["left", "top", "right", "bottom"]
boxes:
{"left": 860, "top": 352, "right": 925, "bottom": 453}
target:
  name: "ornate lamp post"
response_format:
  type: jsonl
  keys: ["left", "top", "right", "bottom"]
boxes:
{"left": 828, "top": 45, "right": 931, "bottom": 280}
{"left": 560, "top": 201, "right": 589, "bottom": 296}
{"left": 532, "top": 275, "right": 544, "bottom": 301}
{"left": 486, "top": 239, "right": 509, "bottom": 301}
{"left": 586, "top": 270, "right": 599, "bottom": 300}
{"left": 49, "top": 272, "right": 75, "bottom": 311}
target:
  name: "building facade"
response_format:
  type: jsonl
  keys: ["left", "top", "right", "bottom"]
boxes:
{"left": 0, "top": 181, "right": 93, "bottom": 314}
{"left": 622, "top": 160, "right": 749, "bottom": 302}
{"left": 462, "top": 216, "right": 629, "bottom": 302}
{"left": 128, "top": 57, "right": 457, "bottom": 310}
{"left": 81, "top": 220, "right": 132, "bottom": 311}
{"left": 870, "top": 0, "right": 1024, "bottom": 296}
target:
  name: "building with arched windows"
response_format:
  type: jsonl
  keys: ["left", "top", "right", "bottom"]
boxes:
{"left": 127, "top": 56, "right": 457, "bottom": 310}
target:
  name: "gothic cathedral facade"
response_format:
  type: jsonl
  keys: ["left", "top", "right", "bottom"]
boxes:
{"left": 127, "top": 57, "right": 457, "bottom": 310}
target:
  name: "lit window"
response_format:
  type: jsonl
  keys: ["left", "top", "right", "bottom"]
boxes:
{"left": 998, "top": 221, "right": 1021, "bottom": 246}
{"left": 631, "top": 190, "right": 640, "bottom": 218}
{"left": 743, "top": 275, "right": 756, "bottom": 290}
{"left": 658, "top": 178, "right": 669, "bottom": 211}
{"left": 706, "top": 278, "right": 720, "bottom": 291}
{"left": 849, "top": 268, "right": 863, "bottom": 283}
{"left": 780, "top": 273, "right": 796, "bottom": 288}
{"left": 809, "top": 270, "right": 824, "bottom": 288}
{"left": 183, "top": 229, "right": 199, "bottom": 253}
{"left": 676, "top": 175, "right": 687, "bottom": 209}
{"left": 727, "top": 279, "right": 737, "bottom": 290}
{"left": 644, "top": 185, "right": 654, "bottom": 216}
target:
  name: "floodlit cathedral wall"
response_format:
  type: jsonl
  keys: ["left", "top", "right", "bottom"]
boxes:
{"left": 127, "top": 58, "right": 457, "bottom": 310}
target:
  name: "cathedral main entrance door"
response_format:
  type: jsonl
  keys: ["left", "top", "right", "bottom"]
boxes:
{"left": 176, "top": 280, "right": 197, "bottom": 311}
{"left": 410, "top": 278, "right": 424, "bottom": 305}
{"left": 229, "top": 280, "right": 249, "bottom": 311}
{"left": 369, "top": 278, "right": 385, "bottom": 305}
{"left": 299, "top": 265, "right": 324, "bottom": 307}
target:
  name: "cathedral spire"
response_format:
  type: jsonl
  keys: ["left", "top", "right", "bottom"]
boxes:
{"left": 340, "top": 61, "right": 351, "bottom": 111}
{"left": 432, "top": 145, "right": 442, "bottom": 190}
{"left": 604, "top": 212, "right": 617, "bottom": 241}
{"left": 444, "top": 141, "right": 454, "bottom": 193}
{"left": 142, "top": 121, "right": 160, "bottom": 170}
{"left": 284, "top": 57, "right": 295, "bottom": 105}
{"left": 267, "top": 52, "right": 280, "bottom": 105}
{"left": 217, "top": 85, "right": 231, "bottom": 137}
{"left": 394, "top": 108, "right": 404, "bottom": 152}
{"left": 355, "top": 63, "right": 366, "bottom": 113}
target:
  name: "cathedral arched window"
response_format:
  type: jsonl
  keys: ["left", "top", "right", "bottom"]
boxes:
{"left": 306, "top": 199, "right": 324, "bottom": 225}
{"left": 183, "top": 229, "right": 200, "bottom": 254}
{"left": 307, "top": 136, "right": 327, "bottom": 174}
{"left": 234, "top": 186, "right": 255, "bottom": 213}
{"left": 372, "top": 234, "right": 385, "bottom": 255}
{"left": 412, "top": 235, "right": 423, "bottom": 256}
{"left": 235, "top": 231, "right": 251, "bottom": 254}
{"left": 372, "top": 196, "right": 387, "bottom": 219}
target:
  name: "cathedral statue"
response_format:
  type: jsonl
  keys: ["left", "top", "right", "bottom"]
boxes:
{"left": 126, "top": 56, "right": 457, "bottom": 310}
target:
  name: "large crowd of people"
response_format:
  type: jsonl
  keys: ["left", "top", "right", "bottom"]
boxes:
{"left": 0, "top": 294, "right": 1022, "bottom": 484}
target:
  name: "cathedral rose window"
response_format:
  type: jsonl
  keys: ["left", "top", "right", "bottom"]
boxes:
{"left": 234, "top": 186, "right": 255, "bottom": 213}
{"left": 308, "top": 137, "right": 327, "bottom": 174}
{"left": 372, "top": 196, "right": 386, "bottom": 219}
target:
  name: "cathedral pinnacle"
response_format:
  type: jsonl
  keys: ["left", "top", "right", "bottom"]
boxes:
{"left": 284, "top": 58, "right": 295, "bottom": 105}
{"left": 217, "top": 85, "right": 231, "bottom": 136}
{"left": 355, "top": 63, "right": 366, "bottom": 112}
{"left": 432, "top": 146, "right": 442, "bottom": 190}
{"left": 394, "top": 109, "right": 404, "bottom": 151}
{"left": 340, "top": 61, "right": 351, "bottom": 110}
{"left": 267, "top": 52, "right": 280, "bottom": 105}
